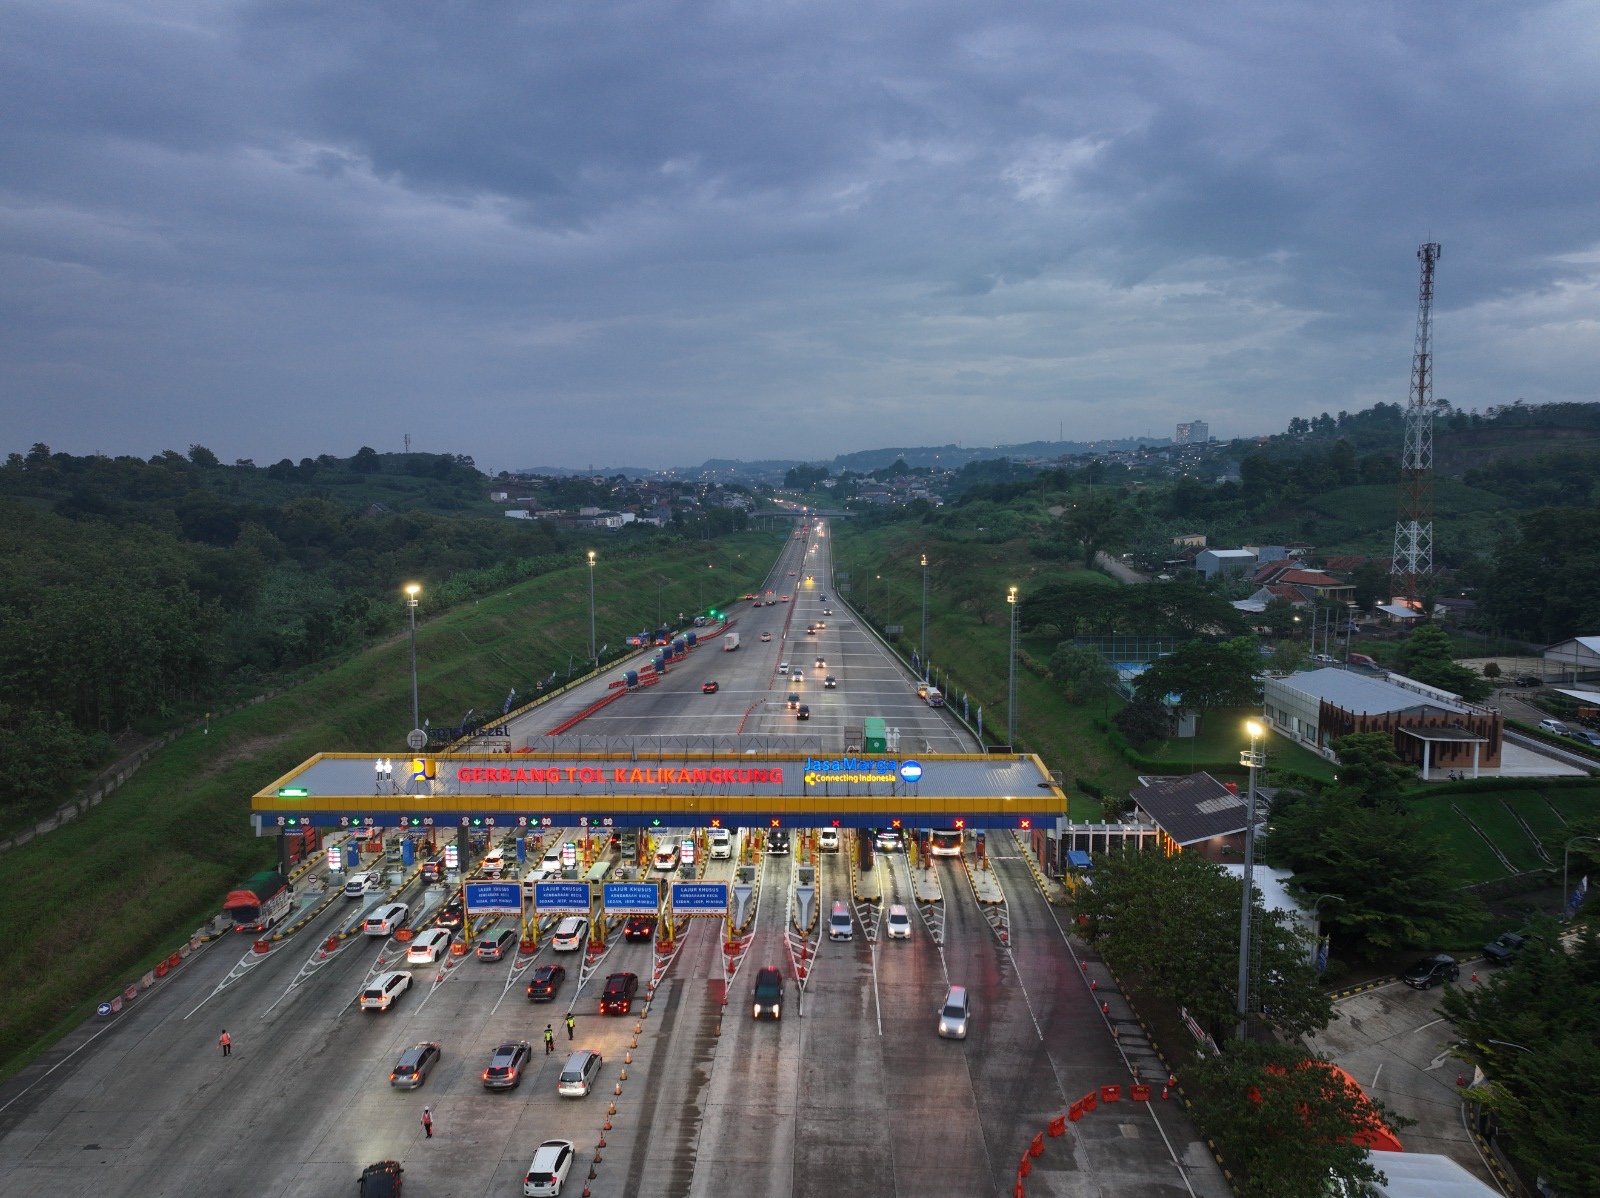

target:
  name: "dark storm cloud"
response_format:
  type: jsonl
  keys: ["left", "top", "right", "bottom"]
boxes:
{"left": 1, "top": 0, "right": 1596, "bottom": 468}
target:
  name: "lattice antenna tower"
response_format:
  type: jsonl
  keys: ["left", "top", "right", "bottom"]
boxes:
{"left": 1391, "top": 242, "right": 1441, "bottom": 601}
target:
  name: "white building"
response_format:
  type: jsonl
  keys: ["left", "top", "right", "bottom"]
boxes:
{"left": 1175, "top": 419, "right": 1210, "bottom": 444}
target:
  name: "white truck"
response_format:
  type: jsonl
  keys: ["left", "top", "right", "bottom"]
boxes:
{"left": 723, "top": 632, "right": 740, "bottom": 651}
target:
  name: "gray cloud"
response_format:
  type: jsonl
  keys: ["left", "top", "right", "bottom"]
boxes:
{"left": 1, "top": 0, "right": 1597, "bottom": 469}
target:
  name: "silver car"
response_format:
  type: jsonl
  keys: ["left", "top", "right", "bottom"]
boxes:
{"left": 938, "top": 985, "right": 971, "bottom": 1039}
{"left": 389, "top": 1042, "right": 441, "bottom": 1089}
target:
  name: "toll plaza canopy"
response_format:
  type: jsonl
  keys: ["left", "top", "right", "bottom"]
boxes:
{"left": 252, "top": 751, "right": 1064, "bottom": 835}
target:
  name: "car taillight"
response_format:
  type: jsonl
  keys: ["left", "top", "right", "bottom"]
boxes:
{"left": 389, "top": 1073, "right": 397, "bottom": 1081}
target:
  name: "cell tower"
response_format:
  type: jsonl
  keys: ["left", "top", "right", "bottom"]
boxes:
{"left": 1391, "top": 242, "right": 1441, "bottom": 602}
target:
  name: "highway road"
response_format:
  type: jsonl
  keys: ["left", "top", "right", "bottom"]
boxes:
{"left": 0, "top": 521, "right": 1226, "bottom": 1197}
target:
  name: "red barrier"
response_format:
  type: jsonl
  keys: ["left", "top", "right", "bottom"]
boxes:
{"left": 1048, "top": 1114, "right": 1066, "bottom": 1137}
{"left": 1013, "top": 1184, "right": 1025, "bottom": 1198}
{"left": 167, "top": 952, "right": 182, "bottom": 968}
{"left": 1029, "top": 1132, "right": 1044, "bottom": 1158}
{"left": 545, "top": 686, "right": 628, "bottom": 736}
{"left": 1101, "top": 1084, "right": 1121, "bottom": 1104}
{"left": 1017, "top": 1156, "right": 1032, "bottom": 1179}
{"left": 1130, "top": 1083, "right": 1152, "bottom": 1102}
{"left": 1068, "top": 1100, "right": 1084, "bottom": 1122}
{"left": 154, "top": 962, "right": 169, "bottom": 979}
{"left": 1081, "top": 1091, "right": 1098, "bottom": 1114}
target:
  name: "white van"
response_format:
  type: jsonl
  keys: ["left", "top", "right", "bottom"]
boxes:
{"left": 363, "top": 902, "right": 410, "bottom": 937}
{"left": 828, "top": 901, "right": 854, "bottom": 941}
{"left": 938, "top": 984, "right": 971, "bottom": 1039}
{"left": 405, "top": 927, "right": 453, "bottom": 965}
{"left": 653, "top": 841, "right": 680, "bottom": 874}
{"left": 344, "top": 871, "right": 374, "bottom": 899}
{"left": 707, "top": 828, "right": 732, "bottom": 860}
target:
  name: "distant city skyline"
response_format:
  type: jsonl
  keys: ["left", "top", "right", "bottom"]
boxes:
{"left": 4, "top": 3, "right": 1598, "bottom": 469}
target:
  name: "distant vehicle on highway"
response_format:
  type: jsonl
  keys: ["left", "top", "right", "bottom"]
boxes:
{"left": 824, "top": 676, "right": 837, "bottom": 689}
{"left": 701, "top": 680, "right": 720, "bottom": 694}
{"left": 752, "top": 966, "right": 784, "bottom": 1020}
{"left": 796, "top": 704, "right": 810, "bottom": 720}
{"left": 760, "top": 632, "right": 772, "bottom": 642}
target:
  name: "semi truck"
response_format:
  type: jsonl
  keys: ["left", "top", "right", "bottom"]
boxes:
{"left": 723, "top": 632, "right": 740, "bottom": 652}
{"left": 223, "top": 869, "right": 293, "bottom": 933}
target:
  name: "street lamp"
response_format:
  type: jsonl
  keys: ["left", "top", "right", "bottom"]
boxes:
{"left": 586, "top": 551, "right": 597, "bottom": 665}
{"left": 1561, "top": 835, "right": 1600, "bottom": 919}
{"left": 1006, "top": 585, "right": 1019, "bottom": 747}
{"left": 403, "top": 583, "right": 421, "bottom": 732}
{"left": 1236, "top": 718, "right": 1266, "bottom": 1041}
{"left": 920, "top": 552, "right": 929, "bottom": 679}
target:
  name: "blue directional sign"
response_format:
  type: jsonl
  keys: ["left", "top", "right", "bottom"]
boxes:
{"left": 604, "top": 882, "right": 660, "bottom": 914}
{"left": 464, "top": 881, "right": 522, "bottom": 915}
{"left": 671, "top": 881, "right": 729, "bottom": 913}
{"left": 534, "top": 881, "right": 591, "bottom": 913}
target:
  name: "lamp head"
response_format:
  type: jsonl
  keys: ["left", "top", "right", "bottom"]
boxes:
{"left": 1245, "top": 718, "right": 1264, "bottom": 740}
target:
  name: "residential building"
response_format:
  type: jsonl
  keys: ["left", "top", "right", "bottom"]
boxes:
{"left": 1175, "top": 420, "right": 1210, "bottom": 444}
{"left": 1195, "top": 548, "right": 1258, "bottom": 579}
{"left": 1127, "top": 772, "right": 1261, "bottom": 863}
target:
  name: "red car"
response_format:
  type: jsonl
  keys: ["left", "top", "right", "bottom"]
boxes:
{"left": 599, "top": 972, "right": 639, "bottom": 1015}
{"left": 701, "top": 681, "right": 719, "bottom": 694}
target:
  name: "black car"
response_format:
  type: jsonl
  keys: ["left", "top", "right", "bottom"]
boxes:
{"left": 1514, "top": 675, "right": 1543, "bottom": 687}
{"left": 599, "top": 971, "right": 639, "bottom": 1015}
{"left": 525, "top": 963, "right": 566, "bottom": 1002}
{"left": 1482, "top": 932, "right": 1528, "bottom": 965}
{"left": 752, "top": 966, "right": 784, "bottom": 1020}
{"left": 359, "top": 1161, "right": 403, "bottom": 1197}
{"left": 623, "top": 915, "right": 656, "bottom": 943}
{"left": 436, "top": 896, "right": 464, "bottom": 930}
{"left": 482, "top": 1040, "right": 533, "bottom": 1089}
{"left": 1401, "top": 954, "right": 1460, "bottom": 990}
{"left": 767, "top": 828, "right": 790, "bottom": 855}
{"left": 796, "top": 705, "right": 811, "bottom": 720}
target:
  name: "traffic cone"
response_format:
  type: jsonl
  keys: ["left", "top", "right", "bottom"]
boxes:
{"left": 1090, "top": 979, "right": 1098, "bottom": 991}
{"left": 1101, "top": 1001, "right": 1109, "bottom": 1015}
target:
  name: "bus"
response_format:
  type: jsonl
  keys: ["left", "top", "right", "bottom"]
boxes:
{"left": 929, "top": 829, "right": 965, "bottom": 857}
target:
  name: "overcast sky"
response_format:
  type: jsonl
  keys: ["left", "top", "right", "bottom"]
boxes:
{"left": 3, "top": 1, "right": 1597, "bottom": 471}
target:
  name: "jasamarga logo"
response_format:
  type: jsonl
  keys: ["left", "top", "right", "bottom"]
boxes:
{"left": 802, "top": 756, "right": 900, "bottom": 785}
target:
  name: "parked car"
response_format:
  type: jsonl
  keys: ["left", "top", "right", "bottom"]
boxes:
{"left": 526, "top": 963, "right": 567, "bottom": 1002}
{"left": 1538, "top": 718, "right": 1571, "bottom": 736}
{"left": 389, "top": 1042, "right": 441, "bottom": 1089}
{"left": 1514, "top": 675, "right": 1543, "bottom": 687}
{"left": 1482, "top": 932, "right": 1528, "bottom": 966}
{"left": 1401, "top": 954, "right": 1460, "bottom": 990}
{"left": 1575, "top": 729, "right": 1600, "bottom": 748}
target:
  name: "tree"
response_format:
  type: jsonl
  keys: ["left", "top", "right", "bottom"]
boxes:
{"left": 187, "top": 444, "right": 219, "bottom": 468}
{"left": 1392, "top": 624, "right": 1492, "bottom": 700}
{"left": 1262, "top": 788, "right": 1468, "bottom": 957}
{"left": 1075, "top": 849, "right": 1331, "bottom": 1042}
{"left": 1058, "top": 491, "right": 1127, "bottom": 567}
{"left": 1113, "top": 692, "right": 1170, "bottom": 747}
{"left": 350, "top": 446, "right": 382, "bottom": 474}
{"left": 1259, "top": 597, "right": 1298, "bottom": 638}
{"left": 1187, "top": 1042, "right": 1398, "bottom": 1198}
{"left": 1441, "top": 923, "right": 1600, "bottom": 1196}
{"left": 1134, "top": 637, "right": 1260, "bottom": 717}
{"left": 1330, "top": 732, "right": 1415, "bottom": 808}
{"left": 1046, "top": 643, "right": 1119, "bottom": 704}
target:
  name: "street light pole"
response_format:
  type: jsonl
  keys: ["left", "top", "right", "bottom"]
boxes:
{"left": 920, "top": 552, "right": 929, "bottom": 679}
{"left": 1006, "top": 585, "right": 1019, "bottom": 747}
{"left": 586, "top": 551, "right": 597, "bottom": 666}
{"left": 1561, "top": 835, "right": 1600, "bottom": 919}
{"left": 404, "top": 583, "right": 421, "bottom": 732}
{"left": 1236, "top": 719, "right": 1266, "bottom": 1041}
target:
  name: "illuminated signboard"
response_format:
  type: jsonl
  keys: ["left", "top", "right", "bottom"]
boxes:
{"left": 454, "top": 764, "right": 785, "bottom": 788}
{"left": 801, "top": 756, "right": 902, "bottom": 785}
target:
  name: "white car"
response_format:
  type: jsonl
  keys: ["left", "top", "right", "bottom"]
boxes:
{"left": 552, "top": 916, "right": 587, "bottom": 952}
{"left": 886, "top": 905, "right": 912, "bottom": 940}
{"left": 405, "top": 927, "right": 452, "bottom": 965}
{"left": 358, "top": 970, "right": 413, "bottom": 1011}
{"left": 778, "top": 661, "right": 790, "bottom": 674}
{"left": 707, "top": 828, "right": 732, "bottom": 860}
{"left": 363, "top": 902, "right": 410, "bottom": 937}
{"left": 760, "top": 632, "right": 772, "bottom": 642}
{"left": 540, "top": 848, "right": 563, "bottom": 873}
{"left": 523, "top": 1140, "right": 576, "bottom": 1196}
{"left": 818, "top": 828, "right": 840, "bottom": 853}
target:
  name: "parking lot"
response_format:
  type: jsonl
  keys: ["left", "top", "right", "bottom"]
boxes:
{"left": 1306, "top": 973, "right": 1499, "bottom": 1187}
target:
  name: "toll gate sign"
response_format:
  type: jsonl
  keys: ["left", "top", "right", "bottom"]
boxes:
{"left": 671, "top": 881, "right": 729, "bottom": 914}
{"left": 534, "top": 881, "right": 591, "bottom": 914}
{"left": 604, "top": 882, "right": 660, "bottom": 914}
{"left": 464, "top": 881, "right": 522, "bottom": 916}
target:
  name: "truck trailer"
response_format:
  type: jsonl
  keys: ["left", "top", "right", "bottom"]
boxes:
{"left": 723, "top": 632, "right": 740, "bottom": 651}
{"left": 223, "top": 869, "right": 293, "bottom": 933}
